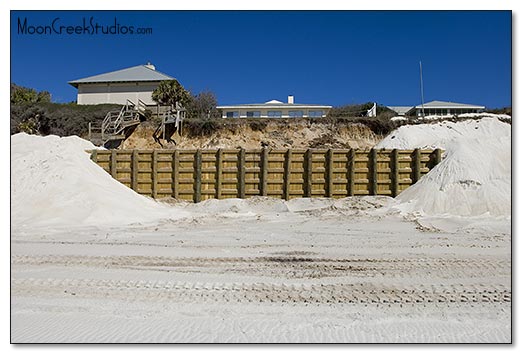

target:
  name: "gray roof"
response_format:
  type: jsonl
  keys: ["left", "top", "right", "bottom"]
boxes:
{"left": 414, "top": 100, "right": 485, "bottom": 109}
{"left": 217, "top": 99, "right": 332, "bottom": 110}
{"left": 387, "top": 106, "right": 414, "bottom": 115}
{"left": 68, "top": 65, "right": 174, "bottom": 87}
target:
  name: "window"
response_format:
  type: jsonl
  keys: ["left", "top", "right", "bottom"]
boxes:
{"left": 308, "top": 110, "right": 324, "bottom": 118}
{"left": 267, "top": 110, "right": 282, "bottom": 118}
{"left": 288, "top": 110, "right": 304, "bottom": 118}
{"left": 226, "top": 111, "right": 239, "bottom": 118}
{"left": 246, "top": 111, "right": 261, "bottom": 118}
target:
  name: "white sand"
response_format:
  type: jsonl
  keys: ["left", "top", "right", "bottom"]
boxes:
{"left": 10, "top": 128, "right": 511, "bottom": 343}
{"left": 11, "top": 201, "right": 511, "bottom": 343}
{"left": 11, "top": 133, "right": 189, "bottom": 229}
{"left": 376, "top": 117, "right": 511, "bottom": 218}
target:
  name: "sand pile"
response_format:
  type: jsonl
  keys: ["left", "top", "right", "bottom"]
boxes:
{"left": 376, "top": 117, "right": 511, "bottom": 217}
{"left": 11, "top": 133, "right": 189, "bottom": 228}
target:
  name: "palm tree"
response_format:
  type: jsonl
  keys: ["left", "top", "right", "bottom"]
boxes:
{"left": 151, "top": 79, "right": 191, "bottom": 108}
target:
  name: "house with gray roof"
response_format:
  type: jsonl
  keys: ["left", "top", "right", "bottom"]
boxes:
{"left": 217, "top": 95, "right": 332, "bottom": 118}
{"left": 69, "top": 63, "right": 174, "bottom": 105}
{"left": 388, "top": 100, "right": 485, "bottom": 117}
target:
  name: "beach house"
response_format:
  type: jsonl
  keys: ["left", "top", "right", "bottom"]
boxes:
{"left": 217, "top": 96, "right": 332, "bottom": 118}
{"left": 68, "top": 63, "right": 174, "bottom": 106}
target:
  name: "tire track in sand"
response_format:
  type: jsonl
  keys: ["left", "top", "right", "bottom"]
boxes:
{"left": 11, "top": 255, "right": 510, "bottom": 279}
{"left": 11, "top": 278, "right": 511, "bottom": 305}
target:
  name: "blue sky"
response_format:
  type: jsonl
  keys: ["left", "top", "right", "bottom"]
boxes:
{"left": 10, "top": 10, "right": 511, "bottom": 108}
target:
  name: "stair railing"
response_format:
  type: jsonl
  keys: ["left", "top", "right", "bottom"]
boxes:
{"left": 137, "top": 99, "right": 147, "bottom": 114}
{"left": 112, "top": 103, "right": 130, "bottom": 134}
{"left": 101, "top": 110, "right": 116, "bottom": 140}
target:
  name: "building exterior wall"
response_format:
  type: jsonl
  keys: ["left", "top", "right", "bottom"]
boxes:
{"left": 220, "top": 108, "right": 330, "bottom": 118}
{"left": 77, "top": 82, "right": 160, "bottom": 105}
{"left": 415, "top": 107, "right": 484, "bottom": 116}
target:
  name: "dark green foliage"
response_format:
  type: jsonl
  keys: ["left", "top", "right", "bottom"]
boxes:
{"left": 11, "top": 102, "right": 122, "bottom": 137}
{"left": 151, "top": 80, "right": 191, "bottom": 107}
{"left": 11, "top": 83, "right": 51, "bottom": 105}
{"left": 181, "top": 115, "right": 399, "bottom": 139}
{"left": 185, "top": 91, "right": 220, "bottom": 119}
{"left": 308, "top": 114, "right": 397, "bottom": 136}
{"left": 486, "top": 106, "right": 511, "bottom": 116}
{"left": 355, "top": 115, "right": 397, "bottom": 135}
{"left": 327, "top": 102, "right": 394, "bottom": 118}
{"left": 184, "top": 118, "right": 220, "bottom": 137}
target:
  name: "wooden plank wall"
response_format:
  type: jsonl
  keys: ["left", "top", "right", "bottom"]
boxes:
{"left": 91, "top": 148, "right": 442, "bottom": 202}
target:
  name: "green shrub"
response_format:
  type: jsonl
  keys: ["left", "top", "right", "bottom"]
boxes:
{"left": 184, "top": 118, "right": 220, "bottom": 137}
{"left": 10, "top": 102, "right": 121, "bottom": 137}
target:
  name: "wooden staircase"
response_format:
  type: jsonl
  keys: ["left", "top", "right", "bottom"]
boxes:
{"left": 152, "top": 102, "right": 186, "bottom": 147}
{"left": 88, "top": 99, "right": 147, "bottom": 149}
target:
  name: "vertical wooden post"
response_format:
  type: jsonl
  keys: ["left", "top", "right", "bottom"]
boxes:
{"left": 260, "top": 147, "right": 268, "bottom": 196}
{"left": 284, "top": 149, "right": 292, "bottom": 200}
{"left": 194, "top": 150, "right": 202, "bottom": 203}
{"left": 305, "top": 149, "right": 313, "bottom": 197}
{"left": 110, "top": 150, "right": 117, "bottom": 179}
{"left": 413, "top": 148, "right": 421, "bottom": 183}
{"left": 216, "top": 149, "right": 223, "bottom": 199}
{"left": 326, "top": 149, "right": 334, "bottom": 197}
{"left": 434, "top": 148, "right": 442, "bottom": 165}
{"left": 370, "top": 148, "right": 377, "bottom": 195}
{"left": 239, "top": 148, "right": 246, "bottom": 199}
{"left": 132, "top": 150, "right": 139, "bottom": 192}
{"left": 91, "top": 149, "right": 98, "bottom": 163}
{"left": 348, "top": 149, "right": 355, "bottom": 196}
{"left": 152, "top": 150, "right": 158, "bottom": 199}
{"left": 173, "top": 150, "right": 179, "bottom": 199}
{"left": 391, "top": 149, "right": 399, "bottom": 197}
{"left": 88, "top": 122, "right": 92, "bottom": 142}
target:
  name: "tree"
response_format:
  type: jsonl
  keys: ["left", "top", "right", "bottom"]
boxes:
{"left": 327, "top": 102, "right": 393, "bottom": 118}
{"left": 186, "top": 91, "right": 220, "bottom": 119}
{"left": 151, "top": 80, "right": 191, "bottom": 108}
{"left": 10, "top": 83, "right": 51, "bottom": 105}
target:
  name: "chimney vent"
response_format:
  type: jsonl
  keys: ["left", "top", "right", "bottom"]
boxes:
{"left": 145, "top": 62, "right": 156, "bottom": 70}
{"left": 288, "top": 95, "right": 294, "bottom": 104}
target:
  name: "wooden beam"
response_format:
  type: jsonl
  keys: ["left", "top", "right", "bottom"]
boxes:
{"left": 261, "top": 147, "right": 268, "bottom": 196}
{"left": 152, "top": 150, "right": 158, "bottom": 199}
{"left": 216, "top": 149, "right": 223, "bottom": 199}
{"left": 326, "top": 149, "right": 334, "bottom": 197}
{"left": 435, "top": 148, "right": 442, "bottom": 165}
{"left": 391, "top": 149, "right": 399, "bottom": 197}
{"left": 91, "top": 149, "right": 98, "bottom": 163}
{"left": 173, "top": 150, "right": 179, "bottom": 199}
{"left": 284, "top": 149, "right": 292, "bottom": 200}
{"left": 194, "top": 149, "right": 202, "bottom": 203}
{"left": 239, "top": 148, "right": 246, "bottom": 199}
{"left": 370, "top": 148, "right": 377, "bottom": 195}
{"left": 305, "top": 149, "right": 313, "bottom": 197}
{"left": 413, "top": 148, "right": 421, "bottom": 183}
{"left": 110, "top": 150, "right": 117, "bottom": 179}
{"left": 131, "top": 150, "right": 139, "bottom": 192}
{"left": 348, "top": 149, "right": 355, "bottom": 196}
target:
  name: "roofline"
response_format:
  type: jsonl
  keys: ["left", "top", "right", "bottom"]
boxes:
{"left": 141, "top": 65, "right": 176, "bottom": 82}
{"left": 217, "top": 104, "right": 333, "bottom": 109}
{"left": 413, "top": 104, "right": 485, "bottom": 109}
{"left": 68, "top": 79, "right": 166, "bottom": 88}
{"left": 68, "top": 64, "right": 175, "bottom": 87}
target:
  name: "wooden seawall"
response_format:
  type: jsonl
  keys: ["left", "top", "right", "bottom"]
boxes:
{"left": 90, "top": 148, "right": 443, "bottom": 202}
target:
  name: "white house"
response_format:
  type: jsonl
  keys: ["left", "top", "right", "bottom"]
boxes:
{"left": 68, "top": 63, "right": 174, "bottom": 106}
{"left": 217, "top": 96, "right": 332, "bottom": 118}
{"left": 388, "top": 100, "right": 485, "bottom": 117}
